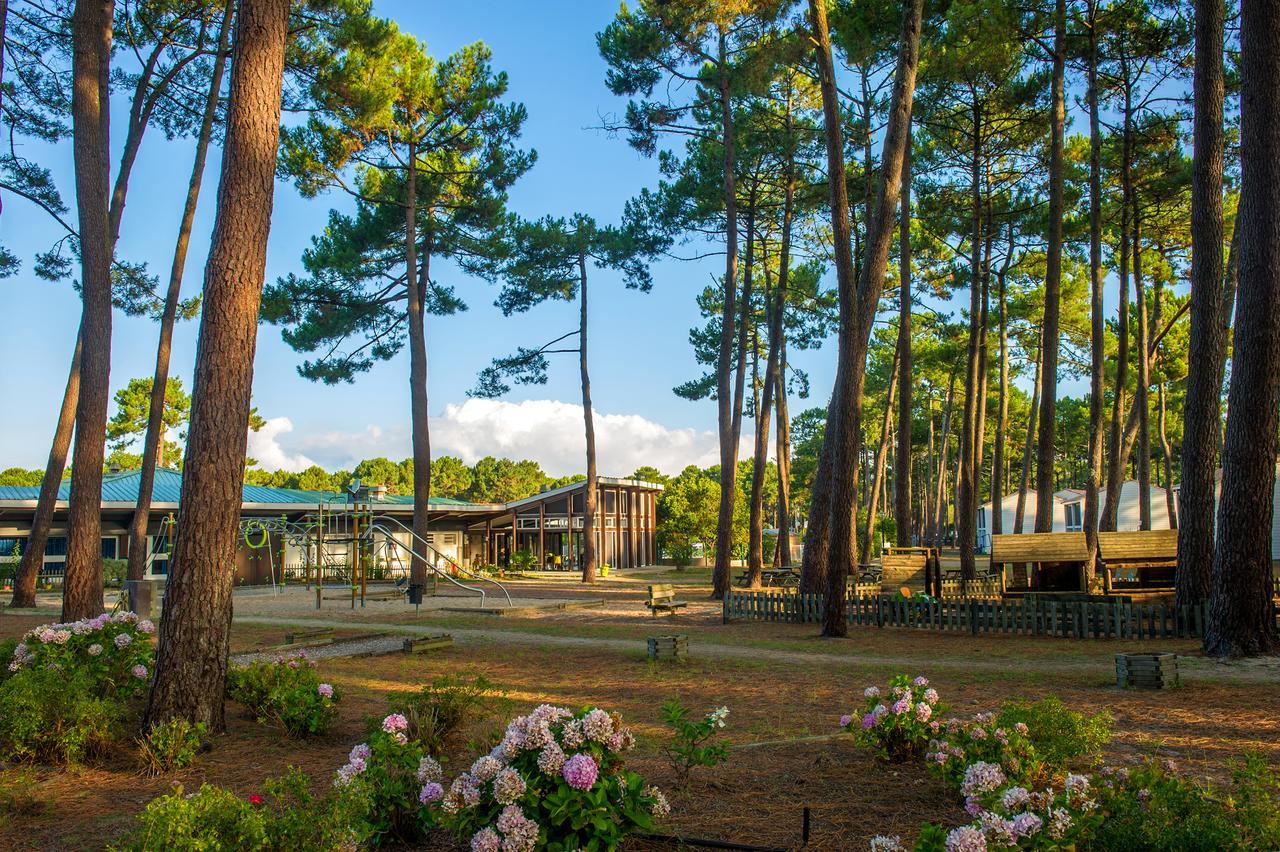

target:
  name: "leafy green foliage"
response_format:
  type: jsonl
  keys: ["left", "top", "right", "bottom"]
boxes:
{"left": 226, "top": 654, "right": 339, "bottom": 738}
{"left": 383, "top": 670, "right": 507, "bottom": 756}
{"left": 1092, "top": 755, "right": 1280, "bottom": 852}
{"left": 660, "top": 700, "right": 730, "bottom": 785}
{"left": 137, "top": 718, "right": 207, "bottom": 776}
{"left": 997, "top": 697, "right": 1112, "bottom": 772}
{"left": 110, "top": 768, "right": 370, "bottom": 852}
{"left": 0, "top": 667, "right": 120, "bottom": 765}
{"left": 105, "top": 377, "right": 191, "bottom": 464}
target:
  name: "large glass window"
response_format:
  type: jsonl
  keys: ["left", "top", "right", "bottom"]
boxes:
{"left": 0, "top": 537, "right": 22, "bottom": 558}
{"left": 44, "top": 536, "right": 68, "bottom": 557}
{"left": 101, "top": 537, "right": 118, "bottom": 559}
{"left": 1064, "top": 503, "right": 1083, "bottom": 532}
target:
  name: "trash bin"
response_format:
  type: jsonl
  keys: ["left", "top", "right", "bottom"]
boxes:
{"left": 126, "top": 579, "right": 163, "bottom": 618}
{"left": 407, "top": 583, "right": 424, "bottom": 605}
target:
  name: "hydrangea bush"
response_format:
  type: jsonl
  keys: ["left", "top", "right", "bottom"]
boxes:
{"left": 428, "top": 704, "right": 669, "bottom": 852}
{"left": 7, "top": 612, "right": 155, "bottom": 699}
{"left": 333, "top": 713, "right": 438, "bottom": 844}
{"left": 226, "top": 652, "right": 339, "bottom": 738}
{"left": 842, "top": 675, "right": 941, "bottom": 762}
{"left": 925, "top": 712, "right": 1042, "bottom": 792}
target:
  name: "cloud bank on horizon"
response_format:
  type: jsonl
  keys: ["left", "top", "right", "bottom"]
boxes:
{"left": 247, "top": 398, "right": 738, "bottom": 478}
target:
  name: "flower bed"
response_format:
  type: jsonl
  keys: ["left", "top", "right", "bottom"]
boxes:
{"left": 226, "top": 652, "right": 339, "bottom": 738}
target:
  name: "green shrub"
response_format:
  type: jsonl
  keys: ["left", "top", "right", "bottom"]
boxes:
{"left": 661, "top": 699, "right": 730, "bottom": 785}
{"left": 0, "top": 668, "right": 120, "bottom": 764}
{"left": 337, "top": 719, "right": 435, "bottom": 844}
{"left": 0, "top": 638, "right": 17, "bottom": 687}
{"left": 10, "top": 612, "right": 155, "bottom": 700}
{"left": 111, "top": 768, "right": 368, "bottom": 851}
{"left": 1092, "top": 755, "right": 1280, "bottom": 851}
{"left": 102, "top": 558, "right": 128, "bottom": 587}
{"left": 999, "top": 696, "right": 1111, "bottom": 772}
{"left": 226, "top": 653, "right": 339, "bottom": 738}
{"left": 383, "top": 670, "right": 505, "bottom": 755}
{"left": 137, "top": 718, "right": 207, "bottom": 775}
{"left": 111, "top": 783, "right": 268, "bottom": 850}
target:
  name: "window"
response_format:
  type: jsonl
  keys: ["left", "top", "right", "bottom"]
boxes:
{"left": 101, "top": 537, "right": 118, "bottom": 559}
{"left": 0, "top": 537, "right": 22, "bottom": 558}
{"left": 977, "top": 507, "right": 987, "bottom": 532}
{"left": 1064, "top": 503, "right": 1083, "bottom": 532}
{"left": 44, "top": 536, "right": 68, "bottom": 557}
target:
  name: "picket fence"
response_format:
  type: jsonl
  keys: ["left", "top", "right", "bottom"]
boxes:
{"left": 721, "top": 589, "right": 1243, "bottom": 640}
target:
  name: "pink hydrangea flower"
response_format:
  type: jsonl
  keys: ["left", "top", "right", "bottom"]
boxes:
{"left": 417, "top": 756, "right": 442, "bottom": 783}
{"left": 114, "top": 633, "right": 132, "bottom": 648}
{"left": 864, "top": 686, "right": 881, "bottom": 698}
{"left": 382, "top": 713, "right": 409, "bottom": 734}
{"left": 1011, "top": 812, "right": 1043, "bottom": 838}
{"left": 945, "top": 825, "right": 987, "bottom": 852}
{"left": 131, "top": 664, "right": 148, "bottom": 679}
{"left": 912, "top": 676, "right": 929, "bottom": 687}
{"left": 137, "top": 619, "right": 155, "bottom": 634}
{"left": 349, "top": 743, "right": 371, "bottom": 762}
{"left": 839, "top": 714, "right": 854, "bottom": 728}
{"left": 862, "top": 713, "right": 878, "bottom": 729}
{"left": 892, "top": 698, "right": 911, "bottom": 715}
{"left": 915, "top": 702, "right": 933, "bottom": 722}
{"left": 419, "top": 782, "right": 444, "bottom": 804}
{"left": 645, "top": 785, "right": 670, "bottom": 818}
{"left": 961, "top": 762, "right": 1006, "bottom": 797}
{"left": 561, "top": 753, "right": 599, "bottom": 791}
{"left": 470, "top": 827, "right": 501, "bottom": 852}
{"left": 87, "top": 643, "right": 104, "bottom": 657}
{"left": 492, "top": 766, "right": 527, "bottom": 805}
{"left": 317, "top": 683, "right": 334, "bottom": 698}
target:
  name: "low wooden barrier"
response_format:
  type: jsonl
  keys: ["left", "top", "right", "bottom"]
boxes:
{"left": 721, "top": 589, "right": 1277, "bottom": 640}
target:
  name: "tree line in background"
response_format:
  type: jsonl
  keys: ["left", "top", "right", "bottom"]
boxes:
{"left": 1, "top": 0, "right": 1277, "bottom": 737}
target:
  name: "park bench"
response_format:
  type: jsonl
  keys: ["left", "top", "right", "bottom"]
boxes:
{"left": 733, "top": 567, "right": 799, "bottom": 588}
{"left": 646, "top": 583, "right": 688, "bottom": 617}
{"left": 991, "top": 532, "right": 1089, "bottom": 594}
{"left": 1097, "top": 530, "right": 1177, "bottom": 592}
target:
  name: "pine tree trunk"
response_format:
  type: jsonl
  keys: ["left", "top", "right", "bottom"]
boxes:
{"left": 774, "top": 344, "right": 793, "bottom": 566}
{"left": 1205, "top": 0, "right": 1280, "bottom": 657}
{"left": 894, "top": 128, "right": 913, "bottom": 547}
{"left": 860, "top": 350, "right": 900, "bottom": 565}
{"left": 1034, "top": 0, "right": 1066, "bottom": 533}
{"left": 1158, "top": 383, "right": 1178, "bottom": 528}
{"left": 579, "top": 252, "right": 599, "bottom": 583}
{"left": 992, "top": 225, "right": 1014, "bottom": 538}
{"left": 63, "top": 0, "right": 115, "bottom": 623}
{"left": 1014, "top": 338, "right": 1042, "bottom": 534}
{"left": 1177, "top": 0, "right": 1227, "bottom": 606}
{"left": 817, "top": 0, "right": 923, "bottom": 636}
{"left": 11, "top": 337, "right": 81, "bottom": 607}
{"left": 957, "top": 103, "right": 983, "bottom": 579}
{"left": 1103, "top": 82, "right": 1135, "bottom": 533}
{"left": 127, "top": 0, "right": 234, "bottom": 590}
{"left": 933, "top": 374, "right": 956, "bottom": 545}
{"left": 403, "top": 149, "right": 433, "bottom": 587}
{"left": 1084, "top": 0, "right": 1106, "bottom": 581}
{"left": 145, "top": 0, "right": 290, "bottom": 730}
{"left": 1133, "top": 204, "right": 1152, "bottom": 530}
{"left": 711, "top": 34, "right": 740, "bottom": 601}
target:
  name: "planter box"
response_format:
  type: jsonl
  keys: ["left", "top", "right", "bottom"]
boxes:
{"left": 647, "top": 634, "right": 689, "bottom": 661}
{"left": 1116, "top": 652, "right": 1179, "bottom": 689}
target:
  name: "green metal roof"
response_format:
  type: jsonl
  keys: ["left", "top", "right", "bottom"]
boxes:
{"left": 0, "top": 468, "right": 481, "bottom": 508}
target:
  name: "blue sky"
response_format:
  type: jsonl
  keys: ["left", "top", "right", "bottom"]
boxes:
{"left": 1, "top": 0, "right": 844, "bottom": 477}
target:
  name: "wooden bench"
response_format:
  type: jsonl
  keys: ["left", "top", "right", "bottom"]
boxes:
{"left": 1097, "top": 530, "right": 1177, "bottom": 591}
{"left": 990, "top": 532, "right": 1089, "bottom": 593}
{"left": 646, "top": 584, "right": 688, "bottom": 617}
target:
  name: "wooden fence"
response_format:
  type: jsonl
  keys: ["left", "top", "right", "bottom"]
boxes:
{"left": 721, "top": 589, "right": 1279, "bottom": 640}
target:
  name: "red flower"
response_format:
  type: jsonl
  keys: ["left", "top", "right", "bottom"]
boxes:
{"left": 248, "top": 794, "right": 265, "bottom": 805}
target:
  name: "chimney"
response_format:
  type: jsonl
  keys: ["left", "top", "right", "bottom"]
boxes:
{"left": 369, "top": 484, "right": 388, "bottom": 501}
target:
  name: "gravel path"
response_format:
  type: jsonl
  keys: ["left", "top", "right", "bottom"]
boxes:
{"left": 231, "top": 634, "right": 405, "bottom": 665}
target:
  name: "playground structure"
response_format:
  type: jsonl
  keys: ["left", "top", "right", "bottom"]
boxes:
{"left": 237, "top": 493, "right": 511, "bottom": 609}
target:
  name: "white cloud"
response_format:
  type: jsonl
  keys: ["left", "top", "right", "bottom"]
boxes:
{"left": 246, "top": 416, "right": 317, "bottom": 472}
{"left": 276, "top": 398, "right": 742, "bottom": 477}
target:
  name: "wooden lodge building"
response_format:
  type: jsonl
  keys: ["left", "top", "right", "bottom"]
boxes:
{"left": 0, "top": 468, "right": 663, "bottom": 585}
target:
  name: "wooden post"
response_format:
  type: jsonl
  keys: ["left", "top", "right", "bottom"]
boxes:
{"left": 538, "top": 502, "right": 545, "bottom": 569}
{"left": 567, "top": 493, "right": 574, "bottom": 572}
{"left": 351, "top": 504, "right": 359, "bottom": 609}
{"left": 315, "top": 503, "right": 324, "bottom": 610}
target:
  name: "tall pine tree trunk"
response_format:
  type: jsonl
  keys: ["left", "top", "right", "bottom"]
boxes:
{"left": 711, "top": 33, "right": 740, "bottom": 600}
{"left": 579, "top": 251, "right": 599, "bottom": 583}
{"left": 1133, "top": 203, "right": 1152, "bottom": 529}
{"left": 63, "top": 0, "right": 114, "bottom": 622}
{"left": 816, "top": 0, "right": 923, "bottom": 636}
{"left": 991, "top": 225, "right": 1014, "bottom": 538}
{"left": 127, "top": 0, "right": 234, "bottom": 589}
{"left": 1205, "top": 0, "right": 1280, "bottom": 657}
{"left": 1158, "top": 383, "right": 1178, "bottom": 528}
{"left": 775, "top": 342, "right": 793, "bottom": 566}
{"left": 1084, "top": 0, "right": 1106, "bottom": 579}
{"left": 894, "top": 127, "right": 913, "bottom": 547}
{"left": 1103, "top": 81, "right": 1135, "bottom": 532}
{"left": 1177, "top": 0, "right": 1227, "bottom": 606}
{"left": 145, "top": 0, "right": 290, "bottom": 729}
{"left": 1034, "top": 0, "right": 1066, "bottom": 533}
{"left": 957, "top": 104, "right": 983, "bottom": 579}
{"left": 932, "top": 373, "right": 956, "bottom": 545}
{"left": 403, "top": 150, "right": 433, "bottom": 587}
{"left": 11, "top": 338, "right": 81, "bottom": 607}
{"left": 1014, "top": 338, "right": 1042, "bottom": 534}
{"left": 860, "top": 350, "right": 900, "bottom": 565}
{"left": 747, "top": 265, "right": 780, "bottom": 586}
